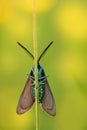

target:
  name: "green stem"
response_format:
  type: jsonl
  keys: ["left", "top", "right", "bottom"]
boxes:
{"left": 33, "top": 1, "right": 39, "bottom": 130}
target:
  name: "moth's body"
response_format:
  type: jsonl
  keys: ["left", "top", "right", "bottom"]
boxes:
{"left": 29, "top": 64, "right": 46, "bottom": 103}
{"left": 16, "top": 41, "right": 56, "bottom": 116}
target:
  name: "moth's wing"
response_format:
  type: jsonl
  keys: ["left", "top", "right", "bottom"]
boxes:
{"left": 16, "top": 78, "right": 35, "bottom": 114}
{"left": 41, "top": 80, "right": 56, "bottom": 116}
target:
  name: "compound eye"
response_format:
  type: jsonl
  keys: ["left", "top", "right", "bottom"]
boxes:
{"left": 30, "top": 70, "right": 34, "bottom": 77}
{"left": 41, "top": 69, "right": 45, "bottom": 77}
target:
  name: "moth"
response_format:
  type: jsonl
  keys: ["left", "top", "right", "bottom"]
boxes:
{"left": 16, "top": 41, "right": 56, "bottom": 116}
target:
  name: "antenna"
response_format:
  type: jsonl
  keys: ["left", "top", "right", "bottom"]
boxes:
{"left": 37, "top": 41, "right": 53, "bottom": 63}
{"left": 17, "top": 41, "right": 53, "bottom": 63}
{"left": 17, "top": 42, "right": 34, "bottom": 59}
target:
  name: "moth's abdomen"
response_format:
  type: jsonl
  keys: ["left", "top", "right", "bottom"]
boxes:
{"left": 39, "top": 83, "right": 45, "bottom": 102}
{"left": 31, "top": 81, "right": 45, "bottom": 103}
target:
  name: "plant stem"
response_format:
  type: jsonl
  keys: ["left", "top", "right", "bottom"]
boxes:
{"left": 33, "top": 0, "right": 39, "bottom": 130}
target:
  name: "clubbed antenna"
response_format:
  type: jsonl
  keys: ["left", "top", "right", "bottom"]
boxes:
{"left": 17, "top": 41, "right": 53, "bottom": 63}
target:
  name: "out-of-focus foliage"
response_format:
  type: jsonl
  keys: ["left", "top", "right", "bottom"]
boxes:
{"left": 0, "top": 0, "right": 87, "bottom": 130}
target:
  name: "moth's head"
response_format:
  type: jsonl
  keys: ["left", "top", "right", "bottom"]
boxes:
{"left": 30, "top": 64, "right": 45, "bottom": 78}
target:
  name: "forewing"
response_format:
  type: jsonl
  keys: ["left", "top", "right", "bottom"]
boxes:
{"left": 41, "top": 80, "right": 56, "bottom": 116}
{"left": 16, "top": 78, "right": 35, "bottom": 114}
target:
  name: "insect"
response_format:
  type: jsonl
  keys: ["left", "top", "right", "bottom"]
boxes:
{"left": 16, "top": 41, "right": 56, "bottom": 116}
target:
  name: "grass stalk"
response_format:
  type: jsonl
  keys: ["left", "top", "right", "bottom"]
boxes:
{"left": 33, "top": 0, "right": 39, "bottom": 130}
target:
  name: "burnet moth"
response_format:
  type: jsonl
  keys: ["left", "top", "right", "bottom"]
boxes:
{"left": 16, "top": 41, "right": 56, "bottom": 116}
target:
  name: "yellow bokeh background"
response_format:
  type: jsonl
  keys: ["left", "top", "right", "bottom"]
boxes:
{"left": 53, "top": 2, "right": 87, "bottom": 40}
{"left": 0, "top": 0, "right": 87, "bottom": 130}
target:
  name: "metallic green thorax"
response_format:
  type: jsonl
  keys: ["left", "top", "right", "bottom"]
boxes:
{"left": 29, "top": 64, "right": 47, "bottom": 103}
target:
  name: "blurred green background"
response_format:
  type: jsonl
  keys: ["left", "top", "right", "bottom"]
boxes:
{"left": 0, "top": 0, "right": 87, "bottom": 130}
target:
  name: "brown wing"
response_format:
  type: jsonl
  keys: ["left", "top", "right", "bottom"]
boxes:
{"left": 41, "top": 80, "right": 56, "bottom": 116}
{"left": 16, "top": 78, "right": 35, "bottom": 114}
